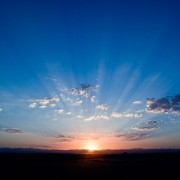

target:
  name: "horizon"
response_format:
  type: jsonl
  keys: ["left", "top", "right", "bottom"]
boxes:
{"left": 0, "top": 0, "right": 180, "bottom": 151}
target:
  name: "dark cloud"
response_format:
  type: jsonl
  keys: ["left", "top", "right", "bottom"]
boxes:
{"left": 56, "top": 134, "right": 75, "bottom": 142}
{"left": 172, "top": 106, "right": 180, "bottom": 114}
{"left": 69, "top": 83, "right": 99, "bottom": 98}
{"left": 146, "top": 94, "right": 180, "bottom": 113}
{"left": 3, "top": 128, "right": 22, "bottom": 133}
{"left": 132, "top": 120, "right": 159, "bottom": 131}
{"left": 114, "top": 132, "right": 149, "bottom": 141}
{"left": 172, "top": 94, "right": 180, "bottom": 105}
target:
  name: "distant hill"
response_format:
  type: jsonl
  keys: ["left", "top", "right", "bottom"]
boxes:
{"left": 0, "top": 148, "right": 180, "bottom": 154}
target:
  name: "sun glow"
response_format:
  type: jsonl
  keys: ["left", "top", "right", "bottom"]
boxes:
{"left": 86, "top": 143, "right": 98, "bottom": 151}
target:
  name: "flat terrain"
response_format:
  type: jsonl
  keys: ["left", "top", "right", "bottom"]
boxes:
{"left": 0, "top": 153, "right": 180, "bottom": 179}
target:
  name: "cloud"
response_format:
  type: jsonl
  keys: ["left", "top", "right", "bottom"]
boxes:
{"left": 146, "top": 97, "right": 171, "bottom": 113}
{"left": 171, "top": 94, "right": 180, "bottom": 105}
{"left": 84, "top": 115, "right": 109, "bottom": 121}
{"left": 133, "top": 100, "right": 142, "bottom": 105}
{"left": 172, "top": 106, "right": 180, "bottom": 114}
{"left": 56, "top": 134, "right": 75, "bottom": 142}
{"left": 96, "top": 104, "right": 108, "bottom": 110}
{"left": 39, "top": 105, "right": 47, "bottom": 109}
{"left": 132, "top": 120, "right": 159, "bottom": 131}
{"left": 111, "top": 112, "right": 122, "bottom": 118}
{"left": 3, "top": 128, "right": 22, "bottom": 133}
{"left": 77, "top": 115, "right": 83, "bottom": 119}
{"left": 29, "top": 97, "right": 60, "bottom": 109}
{"left": 55, "top": 109, "right": 64, "bottom": 114}
{"left": 69, "top": 84, "right": 99, "bottom": 98}
{"left": 29, "top": 103, "right": 37, "bottom": 108}
{"left": 114, "top": 132, "right": 149, "bottom": 141}
{"left": 132, "top": 126, "right": 158, "bottom": 131}
{"left": 73, "top": 100, "right": 83, "bottom": 106}
{"left": 146, "top": 94, "right": 180, "bottom": 113}
{"left": 121, "top": 113, "right": 142, "bottom": 118}
{"left": 0, "top": 108, "right": 3, "bottom": 111}
{"left": 66, "top": 112, "right": 72, "bottom": 115}
{"left": 91, "top": 96, "right": 96, "bottom": 103}
{"left": 45, "top": 77, "right": 58, "bottom": 82}
{"left": 50, "top": 104, "right": 56, "bottom": 107}
{"left": 35, "top": 97, "right": 60, "bottom": 105}
{"left": 123, "top": 113, "right": 133, "bottom": 118}
{"left": 134, "top": 113, "right": 143, "bottom": 118}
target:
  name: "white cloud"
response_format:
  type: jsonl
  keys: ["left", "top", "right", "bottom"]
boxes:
{"left": 66, "top": 112, "right": 72, "bottom": 115}
{"left": 96, "top": 104, "right": 108, "bottom": 110}
{"left": 34, "top": 97, "right": 60, "bottom": 106}
{"left": 77, "top": 115, "right": 83, "bottom": 119}
{"left": 91, "top": 96, "right": 96, "bottom": 103}
{"left": 84, "top": 115, "right": 109, "bottom": 121}
{"left": 84, "top": 116, "right": 95, "bottom": 121}
{"left": 56, "top": 109, "right": 64, "bottom": 113}
{"left": 50, "top": 104, "right": 56, "bottom": 108}
{"left": 29, "top": 103, "right": 37, "bottom": 109}
{"left": 123, "top": 113, "right": 133, "bottom": 118}
{"left": 133, "top": 100, "right": 142, "bottom": 105}
{"left": 0, "top": 108, "right": 3, "bottom": 111}
{"left": 73, "top": 100, "right": 83, "bottom": 106}
{"left": 45, "top": 77, "right": 58, "bottom": 82}
{"left": 145, "top": 108, "right": 164, "bottom": 113}
{"left": 134, "top": 113, "right": 143, "bottom": 118}
{"left": 111, "top": 112, "right": 122, "bottom": 118}
{"left": 39, "top": 105, "right": 47, "bottom": 109}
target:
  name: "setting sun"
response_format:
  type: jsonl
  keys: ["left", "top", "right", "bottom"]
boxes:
{"left": 86, "top": 143, "right": 98, "bottom": 151}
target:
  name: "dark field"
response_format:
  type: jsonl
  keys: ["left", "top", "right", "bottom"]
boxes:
{"left": 0, "top": 152, "right": 180, "bottom": 179}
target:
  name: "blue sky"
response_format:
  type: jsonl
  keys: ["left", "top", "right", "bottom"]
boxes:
{"left": 0, "top": 0, "right": 180, "bottom": 150}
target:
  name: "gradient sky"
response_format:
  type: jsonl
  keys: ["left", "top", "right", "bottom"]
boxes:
{"left": 0, "top": 0, "right": 180, "bottom": 150}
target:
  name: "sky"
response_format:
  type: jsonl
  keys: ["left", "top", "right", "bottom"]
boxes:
{"left": 0, "top": 0, "right": 180, "bottom": 150}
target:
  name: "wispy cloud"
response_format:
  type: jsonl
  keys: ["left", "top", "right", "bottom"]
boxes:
{"left": 134, "top": 113, "right": 143, "bottom": 118}
{"left": 29, "top": 97, "right": 60, "bottom": 109}
{"left": 3, "top": 128, "right": 23, "bottom": 133}
{"left": 45, "top": 77, "right": 59, "bottom": 82}
{"left": 114, "top": 132, "right": 149, "bottom": 141}
{"left": 91, "top": 96, "right": 96, "bottom": 103}
{"left": 73, "top": 100, "right": 83, "bottom": 106}
{"left": 132, "top": 120, "right": 159, "bottom": 132}
{"left": 96, "top": 104, "right": 108, "bottom": 110}
{"left": 50, "top": 104, "right": 56, "bottom": 108}
{"left": 29, "top": 103, "right": 37, "bottom": 108}
{"left": 39, "top": 105, "right": 47, "bottom": 109}
{"left": 123, "top": 113, "right": 133, "bottom": 118}
{"left": 111, "top": 112, "right": 122, "bottom": 118}
{"left": 55, "top": 109, "right": 64, "bottom": 114}
{"left": 0, "top": 108, "right": 3, "bottom": 111}
{"left": 133, "top": 100, "right": 142, "bottom": 105}
{"left": 77, "top": 115, "right": 83, "bottom": 119}
{"left": 56, "top": 134, "right": 76, "bottom": 142}
{"left": 84, "top": 115, "right": 109, "bottom": 121}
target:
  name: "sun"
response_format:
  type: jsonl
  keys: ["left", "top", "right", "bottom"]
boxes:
{"left": 86, "top": 143, "right": 98, "bottom": 151}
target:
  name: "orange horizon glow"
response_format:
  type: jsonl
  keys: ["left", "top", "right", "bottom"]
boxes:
{"left": 86, "top": 142, "right": 98, "bottom": 151}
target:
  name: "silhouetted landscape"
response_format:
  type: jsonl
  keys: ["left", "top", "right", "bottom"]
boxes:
{"left": 0, "top": 148, "right": 180, "bottom": 178}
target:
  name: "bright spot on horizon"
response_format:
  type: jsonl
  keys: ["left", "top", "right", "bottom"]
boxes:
{"left": 86, "top": 143, "right": 98, "bottom": 151}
